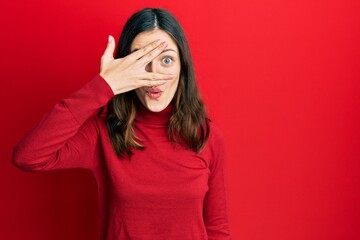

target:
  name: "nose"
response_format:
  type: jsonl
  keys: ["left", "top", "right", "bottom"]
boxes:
{"left": 145, "top": 60, "right": 157, "bottom": 73}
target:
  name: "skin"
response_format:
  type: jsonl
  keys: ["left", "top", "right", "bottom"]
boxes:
{"left": 100, "top": 29, "right": 181, "bottom": 112}
{"left": 131, "top": 30, "right": 181, "bottom": 112}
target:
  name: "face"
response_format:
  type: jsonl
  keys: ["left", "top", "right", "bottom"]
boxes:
{"left": 131, "top": 29, "right": 181, "bottom": 112}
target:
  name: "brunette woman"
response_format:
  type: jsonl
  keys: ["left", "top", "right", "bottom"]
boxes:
{"left": 13, "top": 8, "right": 231, "bottom": 240}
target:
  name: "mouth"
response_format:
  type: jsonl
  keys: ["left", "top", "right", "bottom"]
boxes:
{"left": 146, "top": 88, "right": 163, "bottom": 100}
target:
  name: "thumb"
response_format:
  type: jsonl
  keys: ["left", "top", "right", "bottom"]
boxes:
{"left": 101, "top": 35, "right": 115, "bottom": 66}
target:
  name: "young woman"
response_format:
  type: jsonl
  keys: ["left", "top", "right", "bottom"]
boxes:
{"left": 13, "top": 8, "right": 231, "bottom": 240}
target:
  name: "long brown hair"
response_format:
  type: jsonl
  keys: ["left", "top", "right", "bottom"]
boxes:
{"left": 107, "top": 8, "right": 210, "bottom": 158}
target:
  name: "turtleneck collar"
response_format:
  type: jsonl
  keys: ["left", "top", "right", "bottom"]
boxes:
{"left": 135, "top": 100, "right": 173, "bottom": 125}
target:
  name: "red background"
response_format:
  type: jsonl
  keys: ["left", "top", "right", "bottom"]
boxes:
{"left": 1, "top": 0, "right": 360, "bottom": 239}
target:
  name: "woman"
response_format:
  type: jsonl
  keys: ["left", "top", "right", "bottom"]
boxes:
{"left": 13, "top": 8, "right": 231, "bottom": 240}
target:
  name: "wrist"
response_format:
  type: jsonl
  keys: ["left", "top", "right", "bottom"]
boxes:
{"left": 99, "top": 73, "right": 117, "bottom": 95}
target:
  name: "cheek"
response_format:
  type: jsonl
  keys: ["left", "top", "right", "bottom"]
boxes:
{"left": 167, "top": 76, "right": 180, "bottom": 94}
{"left": 170, "top": 64, "right": 181, "bottom": 87}
{"left": 159, "top": 64, "right": 181, "bottom": 88}
{"left": 134, "top": 88, "right": 146, "bottom": 101}
{"left": 157, "top": 60, "right": 180, "bottom": 74}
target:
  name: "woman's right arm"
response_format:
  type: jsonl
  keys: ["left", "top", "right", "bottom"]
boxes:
{"left": 13, "top": 35, "right": 173, "bottom": 172}
{"left": 12, "top": 75, "right": 114, "bottom": 172}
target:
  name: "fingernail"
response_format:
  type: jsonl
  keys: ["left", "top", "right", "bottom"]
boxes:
{"left": 155, "top": 39, "right": 162, "bottom": 44}
{"left": 108, "top": 35, "right": 112, "bottom": 42}
{"left": 161, "top": 41, "right": 168, "bottom": 47}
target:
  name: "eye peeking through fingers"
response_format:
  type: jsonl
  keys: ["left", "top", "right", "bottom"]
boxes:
{"left": 161, "top": 56, "right": 174, "bottom": 66}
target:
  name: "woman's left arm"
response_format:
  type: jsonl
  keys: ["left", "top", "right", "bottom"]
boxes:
{"left": 203, "top": 127, "right": 232, "bottom": 239}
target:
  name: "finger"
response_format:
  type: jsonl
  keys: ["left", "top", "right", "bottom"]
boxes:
{"left": 137, "top": 80, "right": 168, "bottom": 88}
{"left": 101, "top": 35, "right": 115, "bottom": 67}
{"left": 140, "top": 72, "right": 174, "bottom": 81}
{"left": 126, "top": 39, "right": 163, "bottom": 62}
{"left": 137, "top": 41, "right": 168, "bottom": 66}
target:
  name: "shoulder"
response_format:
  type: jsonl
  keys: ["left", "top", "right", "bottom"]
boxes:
{"left": 79, "top": 109, "right": 108, "bottom": 138}
{"left": 208, "top": 121, "right": 225, "bottom": 146}
{"left": 202, "top": 121, "right": 227, "bottom": 171}
{"left": 205, "top": 121, "right": 226, "bottom": 159}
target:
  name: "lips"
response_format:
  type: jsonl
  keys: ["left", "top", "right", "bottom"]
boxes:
{"left": 146, "top": 88, "right": 163, "bottom": 100}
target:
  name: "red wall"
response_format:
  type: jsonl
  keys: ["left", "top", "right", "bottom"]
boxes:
{"left": 1, "top": 0, "right": 360, "bottom": 239}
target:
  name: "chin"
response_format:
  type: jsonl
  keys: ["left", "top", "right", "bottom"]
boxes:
{"left": 143, "top": 99, "right": 169, "bottom": 112}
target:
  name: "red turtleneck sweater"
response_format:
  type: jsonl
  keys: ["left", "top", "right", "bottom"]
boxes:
{"left": 12, "top": 75, "right": 231, "bottom": 240}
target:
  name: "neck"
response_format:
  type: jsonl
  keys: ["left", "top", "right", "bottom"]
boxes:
{"left": 135, "top": 101, "right": 173, "bottom": 125}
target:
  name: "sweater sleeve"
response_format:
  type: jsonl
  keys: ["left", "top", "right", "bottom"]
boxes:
{"left": 203, "top": 127, "right": 231, "bottom": 239}
{"left": 12, "top": 75, "right": 114, "bottom": 172}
